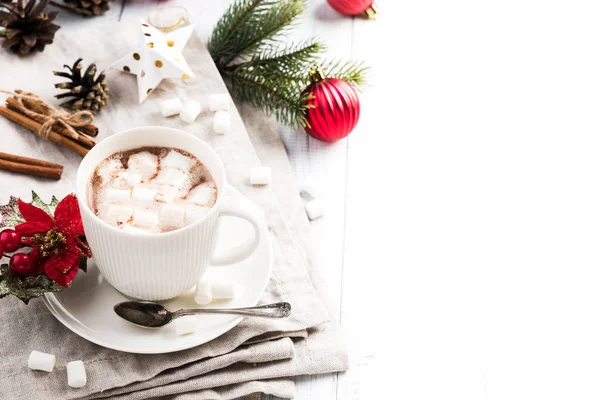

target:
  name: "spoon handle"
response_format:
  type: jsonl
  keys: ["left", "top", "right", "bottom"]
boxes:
{"left": 173, "top": 302, "right": 291, "bottom": 319}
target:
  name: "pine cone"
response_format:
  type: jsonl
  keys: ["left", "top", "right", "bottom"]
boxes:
{"left": 54, "top": 58, "right": 109, "bottom": 113}
{"left": 60, "top": 0, "right": 111, "bottom": 16}
{"left": 0, "top": 0, "right": 60, "bottom": 55}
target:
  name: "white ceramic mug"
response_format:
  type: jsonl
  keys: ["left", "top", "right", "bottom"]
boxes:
{"left": 76, "top": 126, "right": 261, "bottom": 300}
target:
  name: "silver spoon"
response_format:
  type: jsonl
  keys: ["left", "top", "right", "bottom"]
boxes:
{"left": 114, "top": 301, "right": 291, "bottom": 328}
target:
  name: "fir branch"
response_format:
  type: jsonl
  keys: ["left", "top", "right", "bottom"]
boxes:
{"left": 236, "top": 40, "right": 324, "bottom": 80}
{"left": 320, "top": 59, "right": 369, "bottom": 86}
{"left": 209, "top": 0, "right": 305, "bottom": 67}
{"left": 225, "top": 69, "right": 313, "bottom": 129}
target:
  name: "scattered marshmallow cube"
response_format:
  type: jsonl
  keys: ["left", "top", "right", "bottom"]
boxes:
{"left": 156, "top": 185, "right": 179, "bottom": 203}
{"left": 301, "top": 176, "right": 321, "bottom": 198}
{"left": 132, "top": 209, "right": 159, "bottom": 230}
{"left": 132, "top": 187, "right": 157, "bottom": 204}
{"left": 180, "top": 100, "right": 202, "bottom": 123}
{"left": 209, "top": 94, "right": 230, "bottom": 111}
{"left": 160, "top": 204, "right": 186, "bottom": 230}
{"left": 175, "top": 316, "right": 196, "bottom": 335}
{"left": 105, "top": 188, "right": 131, "bottom": 203}
{"left": 161, "top": 98, "right": 183, "bottom": 117}
{"left": 213, "top": 110, "right": 231, "bottom": 134}
{"left": 161, "top": 150, "right": 195, "bottom": 171}
{"left": 250, "top": 167, "right": 272, "bottom": 186}
{"left": 120, "top": 224, "right": 151, "bottom": 234}
{"left": 67, "top": 360, "right": 87, "bottom": 388}
{"left": 105, "top": 204, "right": 133, "bottom": 225}
{"left": 194, "top": 278, "right": 213, "bottom": 305}
{"left": 185, "top": 205, "right": 209, "bottom": 224}
{"left": 28, "top": 350, "right": 55, "bottom": 372}
{"left": 156, "top": 168, "right": 189, "bottom": 188}
{"left": 127, "top": 152, "right": 158, "bottom": 181}
{"left": 187, "top": 184, "right": 216, "bottom": 206}
{"left": 304, "top": 198, "right": 325, "bottom": 220}
{"left": 212, "top": 280, "right": 237, "bottom": 299}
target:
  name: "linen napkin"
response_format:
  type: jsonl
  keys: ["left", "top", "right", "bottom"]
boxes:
{"left": 0, "top": 23, "right": 347, "bottom": 400}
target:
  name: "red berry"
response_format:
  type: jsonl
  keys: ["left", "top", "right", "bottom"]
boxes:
{"left": 9, "top": 253, "right": 33, "bottom": 275}
{"left": 0, "top": 229, "right": 21, "bottom": 253}
{"left": 0, "top": 242, "right": 4, "bottom": 256}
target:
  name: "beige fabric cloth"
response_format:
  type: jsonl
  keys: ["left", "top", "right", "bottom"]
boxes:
{"left": 0, "top": 24, "right": 346, "bottom": 400}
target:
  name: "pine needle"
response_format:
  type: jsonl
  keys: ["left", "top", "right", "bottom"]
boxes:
{"left": 209, "top": 0, "right": 305, "bottom": 67}
{"left": 320, "top": 59, "right": 369, "bottom": 86}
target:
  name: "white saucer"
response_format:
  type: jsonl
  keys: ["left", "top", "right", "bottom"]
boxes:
{"left": 43, "top": 187, "right": 272, "bottom": 354}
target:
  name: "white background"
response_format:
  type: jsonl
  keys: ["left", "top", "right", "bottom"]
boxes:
{"left": 50, "top": 0, "right": 600, "bottom": 398}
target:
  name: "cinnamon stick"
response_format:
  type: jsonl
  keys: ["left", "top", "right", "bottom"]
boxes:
{"left": 0, "top": 106, "right": 89, "bottom": 157}
{"left": 14, "top": 90, "right": 98, "bottom": 137}
{"left": 6, "top": 98, "right": 96, "bottom": 149}
{"left": 0, "top": 153, "right": 63, "bottom": 180}
{"left": 0, "top": 152, "right": 63, "bottom": 169}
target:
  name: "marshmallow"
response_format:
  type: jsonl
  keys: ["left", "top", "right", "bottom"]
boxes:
{"left": 304, "top": 198, "right": 325, "bottom": 220}
{"left": 250, "top": 167, "right": 272, "bottom": 185}
{"left": 209, "top": 94, "right": 230, "bottom": 111}
{"left": 156, "top": 168, "right": 189, "bottom": 189}
{"left": 132, "top": 209, "right": 159, "bottom": 230}
{"left": 180, "top": 100, "right": 202, "bottom": 123}
{"left": 118, "top": 172, "right": 142, "bottom": 187}
{"left": 175, "top": 316, "right": 196, "bottom": 335}
{"left": 120, "top": 224, "right": 151, "bottom": 234}
{"left": 161, "top": 150, "right": 196, "bottom": 171}
{"left": 213, "top": 110, "right": 231, "bottom": 134}
{"left": 128, "top": 152, "right": 158, "bottom": 181}
{"left": 97, "top": 159, "right": 122, "bottom": 185}
{"left": 104, "top": 204, "right": 133, "bottom": 224}
{"left": 161, "top": 98, "right": 183, "bottom": 117}
{"left": 194, "top": 278, "right": 212, "bottom": 305}
{"left": 160, "top": 204, "right": 186, "bottom": 230}
{"left": 132, "top": 187, "right": 157, "bottom": 204}
{"left": 185, "top": 205, "right": 209, "bottom": 224}
{"left": 156, "top": 185, "right": 179, "bottom": 203}
{"left": 67, "top": 360, "right": 87, "bottom": 388}
{"left": 105, "top": 188, "right": 131, "bottom": 203}
{"left": 187, "top": 184, "right": 216, "bottom": 206}
{"left": 212, "top": 280, "right": 237, "bottom": 299}
{"left": 300, "top": 176, "right": 321, "bottom": 198}
{"left": 28, "top": 350, "right": 55, "bottom": 372}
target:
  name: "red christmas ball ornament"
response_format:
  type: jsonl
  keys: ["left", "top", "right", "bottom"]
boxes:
{"left": 326, "top": 0, "right": 378, "bottom": 18}
{"left": 304, "top": 67, "right": 360, "bottom": 142}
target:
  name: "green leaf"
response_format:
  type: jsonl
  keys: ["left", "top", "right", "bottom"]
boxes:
{"left": 0, "top": 196, "right": 23, "bottom": 228}
{"left": 0, "top": 264, "right": 64, "bottom": 305}
{"left": 30, "top": 191, "right": 59, "bottom": 217}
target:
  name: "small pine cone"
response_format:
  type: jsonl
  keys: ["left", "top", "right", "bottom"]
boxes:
{"left": 0, "top": 0, "right": 60, "bottom": 55}
{"left": 60, "top": 0, "right": 112, "bottom": 16}
{"left": 54, "top": 58, "right": 109, "bottom": 113}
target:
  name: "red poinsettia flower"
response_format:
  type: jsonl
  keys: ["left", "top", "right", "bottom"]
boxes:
{"left": 14, "top": 194, "right": 91, "bottom": 287}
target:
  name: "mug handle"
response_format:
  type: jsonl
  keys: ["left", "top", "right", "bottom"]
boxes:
{"left": 210, "top": 199, "right": 262, "bottom": 266}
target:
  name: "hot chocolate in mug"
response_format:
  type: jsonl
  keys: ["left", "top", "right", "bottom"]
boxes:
{"left": 76, "top": 126, "right": 261, "bottom": 300}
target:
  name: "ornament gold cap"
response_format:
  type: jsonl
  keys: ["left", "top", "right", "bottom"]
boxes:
{"left": 309, "top": 65, "right": 326, "bottom": 83}
{"left": 364, "top": 3, "right": 378, "bottom": 19}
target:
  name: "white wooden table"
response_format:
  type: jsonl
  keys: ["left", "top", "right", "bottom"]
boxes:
{"left": 48, "top": 1, "right": 600, "bottom": 399}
